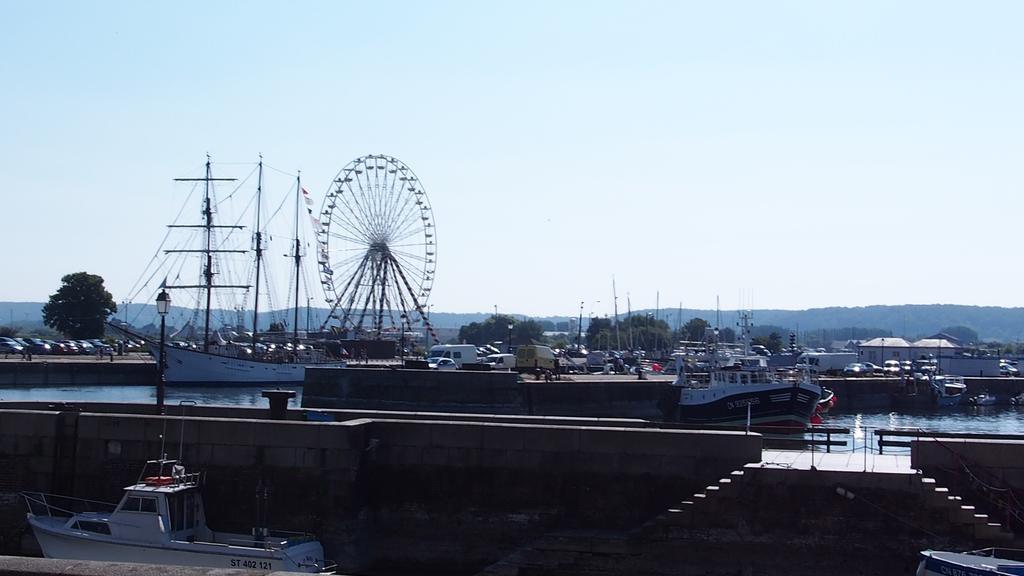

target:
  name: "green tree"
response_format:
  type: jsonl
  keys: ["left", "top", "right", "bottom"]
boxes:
{"left": 0, "top": 326, "right": 16, "bottom": 338}
{"left": 678, "top": 317, "right": 710, "bottom": 342}
{"left": 751, "top": 332, "right": 783, "bottom": 354}
{"left": 585, "top": 317, "right": 613, "bottom": 349}
{"left": 622, "top": 315, "right": 672, "bottom": 352}
{"left": 42, "top": 272, "right": 117, "bottom": 339}
{"left": 458, "top": 315, "right": 543, "bottom": 346}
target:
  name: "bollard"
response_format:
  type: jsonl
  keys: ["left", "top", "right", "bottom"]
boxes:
{"left": 261, "top": 389, "right": 297, "bottom": 420}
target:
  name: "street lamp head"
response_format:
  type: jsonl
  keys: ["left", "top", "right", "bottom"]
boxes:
{"left": 156, "top": 289, "right": 171, "bottom": 316}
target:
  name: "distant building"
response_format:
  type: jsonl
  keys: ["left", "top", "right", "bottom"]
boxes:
{"left": 829, "top": 340, "right": 858, "bottom": 353}
{"left": 911, "top": 338, "right": 962, "bottom": 361}
{"left": 857, "top": 337, "right": 913, "bottom": 363}
{"left": 925, "top": 332, "right": 965, "bottom": 346}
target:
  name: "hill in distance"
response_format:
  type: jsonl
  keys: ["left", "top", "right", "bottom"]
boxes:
{"left": 2, "top": 302, "right": 1022, "bottom": 342}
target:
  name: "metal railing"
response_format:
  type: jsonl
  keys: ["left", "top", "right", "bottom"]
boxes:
{"left": 875, "top": 429, "right": 1024, "bottom": 454}
{"left": 658, "top": 422, "right": 850, "bottom": 452}
{"left": 21, "top": 491, "right": 117, "bottom": 518}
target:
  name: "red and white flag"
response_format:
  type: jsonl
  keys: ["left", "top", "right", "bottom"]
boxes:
{"left": 301, "top": 188, "right": 314, "bottom": 207}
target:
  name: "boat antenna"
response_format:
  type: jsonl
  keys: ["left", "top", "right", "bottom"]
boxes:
{"left": 716, "top": 295, "right": 721, "bottom": 331}
{"left": 178, "top": 400, "right": 197, "bottom": 461}
{"left": 252, "top": 155, "right": 264, "bottom": 349}
{"left": 159, "top": 416, "right": 168, "bottom": 461}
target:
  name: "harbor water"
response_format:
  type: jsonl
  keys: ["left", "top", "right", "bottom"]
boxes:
{"left": 0, "top": 384, "right": 303, "bottom": 408}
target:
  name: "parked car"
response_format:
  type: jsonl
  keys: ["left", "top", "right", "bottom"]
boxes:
{"left": 883, "top": 360, "right": 902, "bottom": 376}
{"left": 1001, "top": 362, "right": 1019, "bottom": 377}
{"left": 428, "top": 357, "right": 457, "bottom": 371}
{"left": 842, "top": 363, "right": 868, "bottom": 376}
{"left": 0, "top": 342, "right": 25, "bottom": 355}
{"left": 914, "top": 360, "right": 938, "bottom": 375}
{"left": 860, "top": 362, "right": 884, "bottom": 375}
{"left": 55, "top": 341, "right": 80, "bottom": 355}
{"left": 24, "top": 339, "right": 51, "bottom": 354}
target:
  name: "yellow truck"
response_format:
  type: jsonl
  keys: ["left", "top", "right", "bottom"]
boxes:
{"left": 515, "top": 345, "right": 562, "bottom": 375}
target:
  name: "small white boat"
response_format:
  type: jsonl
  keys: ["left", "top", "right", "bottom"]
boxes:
{"left": 970, "top": 392, "right": 999, "bottom": 407}
{"left": 918, "top": 548, "right": 1024, "bottom": 575}
{"left": 23, "top": 459, "right": 328, "bottom": 573}
{"left": 930, "top": 375, "right": 966, "bottom": 407}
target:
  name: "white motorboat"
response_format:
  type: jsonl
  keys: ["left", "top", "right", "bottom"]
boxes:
{"left": 930, "top": 375, "right": 966, "bottom": 407}
{"left": 970, "top": 392, "right": 999, "bottom": 407}
{"left": 23, "top": 459, "right": 329, "bottom": 573}
{"left": 918, "top": 548, "right": 1024, "bottom": 575}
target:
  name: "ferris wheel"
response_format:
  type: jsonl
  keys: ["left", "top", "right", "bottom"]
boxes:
{"left": 317, "top": 154, "right": 437, "bottom": 337}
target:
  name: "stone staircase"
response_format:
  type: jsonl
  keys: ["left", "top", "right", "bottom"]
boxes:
{"left": 475, "top": 467, "right": 1018, "bottom": 576}
{"left": 637, "top": 466, "right": 1016, "bottom": 543}
{"left": 918, "top": 476, "right": 1015, "bottom": 542}
{"left": 637, "top": 469, "right": 747, "bottom": 534}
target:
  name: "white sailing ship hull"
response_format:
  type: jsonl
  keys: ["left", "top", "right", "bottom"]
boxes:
{"left": 29, "top": 516, "right": 323, "bottom": 573}
{"left": 159, "top": 345, "right": 345, "bottom": 386}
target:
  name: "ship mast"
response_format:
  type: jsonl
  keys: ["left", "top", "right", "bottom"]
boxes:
{"left": 251, "top": 156, "right": 264, "bottom": 349}
{"left": 168, "top": 155, "right": 244, "bottom": 352}
{"left": 612, "top": 276, "right": 620, "bottom": 351}
{"left": 292, "top": 172, "right": 302, "bottom": 345}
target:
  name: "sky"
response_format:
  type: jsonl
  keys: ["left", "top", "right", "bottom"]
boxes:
{"left": 2, "top": 1, "right": 1023, "bottom": 319}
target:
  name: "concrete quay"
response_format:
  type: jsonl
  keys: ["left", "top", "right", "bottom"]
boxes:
{"left": 0, "top": 354, "right": 157, "bottom": 386}
{"left": 303, "top": 367, "right": 675, "bottom": 419}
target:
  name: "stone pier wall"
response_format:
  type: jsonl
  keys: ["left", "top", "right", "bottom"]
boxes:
{"left": 303, "top": 367, "right": 673, "bottom": 420}
{"left": 0, "top": 406, "right": 759, "bottom": 574}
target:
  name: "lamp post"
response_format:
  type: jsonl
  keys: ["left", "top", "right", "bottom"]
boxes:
{"left": 400, "top": 313, "right": 407, "bottom": 361}
{"left": 507, "top": 322, "right": 514, "bottom": 354}
{"left": 576, "top": 301, "right": 584, "bottom": 353}
{"left": 425, "top": 304, "right": 433, "bottom": 350}
{"left": 155, "top": 289, "right": 171, "bottom": 414}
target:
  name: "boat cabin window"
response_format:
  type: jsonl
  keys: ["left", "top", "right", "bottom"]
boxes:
{"left": 74, "top": 520, "right": 112, "bottom": 535}
{"left": 121, "top": 495, "right": 158, "bottom": 513}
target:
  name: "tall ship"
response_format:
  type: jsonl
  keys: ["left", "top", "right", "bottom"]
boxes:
{"left": 136, "top": 156, "right": 346, "bottom": 386}
{"left": 671, "top": 312, "right": 822, "bottom": 429}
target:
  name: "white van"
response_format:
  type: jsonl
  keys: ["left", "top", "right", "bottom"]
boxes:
{"left": 484, "top": 353, "right": 516, "bottom": 371}
{"left": 427, "top": 344, "right": 478, "bottom": 368}
{"left": 795, "top": 352, "right": 857, "bottom": 375}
